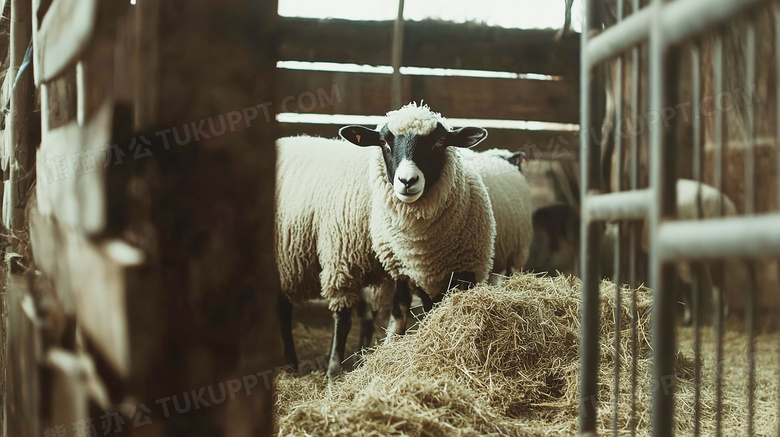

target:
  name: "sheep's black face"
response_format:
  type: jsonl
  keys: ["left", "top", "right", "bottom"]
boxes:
{"left": 340, "top": 122, "right": 487, "bottom": 203}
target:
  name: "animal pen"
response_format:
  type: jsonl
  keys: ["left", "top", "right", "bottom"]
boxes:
{"left": 580, "top": 0, "right": 780, "bottom": 436}
{"left": 0, "top": 0, "right": 778, "bottom": 436}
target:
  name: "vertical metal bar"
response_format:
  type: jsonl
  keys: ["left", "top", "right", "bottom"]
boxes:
{"left": 612, "top": 4, "right": 625, "bottom": 435}
{"left": 629, "top": 4, "right": 640, "bottom": 436}
{"left": 580, "top": 0, "right": 604, "bottom": 433}
{"left": 743, "top": 19, "right": 756, "bottom": 437}
{"left": 612, "top": 224, "right": 624, "bottom": 436}
{"left": 649, "top": 0, "right": 678, "bottom": 434}
{"left": 390, "top": 0, "right": 405, "bottom": 109}
{"left": 776, "top": 5, "right": 780, "bottom": 215}
{"left": 745, "top": 23, "right": 756, "bottom": 217}
{"left": 712, "top": 32, "right": 725, "bottom": 437}
{"left": 690, "top": 42, "right": 703, "bottom": 437}
{"left": 774, "top": 8, "right": 780, "bottom": 436}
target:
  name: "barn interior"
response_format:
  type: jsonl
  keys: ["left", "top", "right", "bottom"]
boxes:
{"left": 0, "top": 0, "right": 778, "bottom": 436}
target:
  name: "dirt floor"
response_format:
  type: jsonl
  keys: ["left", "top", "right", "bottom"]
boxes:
{"left": 274, "top": 273, "right": 779, "bottom": 436}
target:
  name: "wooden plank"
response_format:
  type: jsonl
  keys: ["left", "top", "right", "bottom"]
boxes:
{"left": 36, "top": 99, "right": 112, "bottom": 233}
{"left": 0, "top": 0, "right": 10, "bottom": 72}
{"left": 122, "top": 0, "right": 281, "bottom": 435}
{"left": 278, "top": 122, "right": 579, "bottom": 160}
{"left": 34, "top": 0, "right": 98, "bottom": 84}
{"left": 43, "top": 67, "right": 78, "bottom": 130}
{"left": 133, "top": 0, "right": 159, "bottom": 128}
{"left": 277, "top": 69, "right": 579, "bottom": 123}
{"left": 29, "top": 208, "right": 132, "bottom": 378}
{"left": 5, "top": 276, "right": 41, "bottom": 437}
{"left": 279, "top": 17, "right": 581, "bottom": 78}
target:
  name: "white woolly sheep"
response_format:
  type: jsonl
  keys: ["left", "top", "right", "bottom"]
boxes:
{"left": 357, "top": 147, "right": 533, "bottom": 346}
{"left": 276, "top": 103, "right": 496, "bottom": 377}
{"left": 458, "top": 147, "right": 533, "bottom": 279}
{"left": 601, "top": 179, "right": 740, "bottom": 325}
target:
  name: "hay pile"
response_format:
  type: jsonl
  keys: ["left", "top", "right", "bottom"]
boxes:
{"left": 274, "top": 273, "right": 778, "bottom": 435}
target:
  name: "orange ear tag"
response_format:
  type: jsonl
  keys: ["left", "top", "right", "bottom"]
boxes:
{"left": 356, "top": 134, "right": 361, "bottom": 143}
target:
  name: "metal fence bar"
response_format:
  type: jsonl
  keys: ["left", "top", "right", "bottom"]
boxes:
{"left": 712, "top": 33, "right": 725, "bottom": 437}
{"left": 585, "top": 189, "right": 652, "bottom": 221}
{"left": 690, "top": 41, "right": 703, "bottom": 437}
{"left": 774, "top": 7, "right": 780, "bottom": 435}
{"left": 660, "top": 0, "right": 767, "bottom": 46}
{"left": 612, "top": 223, "right": 623, "bottom": 436}
{"left": 743, "top": 19, "right": 757, "bottom": 437}
{"left": 628, "top": 3, "right": 640, "bottom": 432}
{"left": 579, "top": 0, "right": 604, "bottom": 433}
{"left": 612, "top": 4, "right": 625, "bottom": 431}
{"left": 585, "top": 0, "right": 769, "bottom": 67}
{"left": 648, "top": 0, "right": 677, "bottom": 434}
{"left": 584, "top": 7, "right": 651, "bottom": 67}
{"left": 777, "top": 4, "right": 780, "bottom": 215}
{"left": 656, "top": 214, "right": 780, "bottom": 259}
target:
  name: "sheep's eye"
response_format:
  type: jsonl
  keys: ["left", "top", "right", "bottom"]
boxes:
{"left": 434, "top": 137, "right": 446, "bottom": 148}
{"left": 380, "top": 139, "right": 388, "bottom": 148}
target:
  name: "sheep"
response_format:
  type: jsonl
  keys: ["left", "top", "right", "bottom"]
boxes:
{"left": 358, "top": 147, "right": 534, "bottom": 346}
{"left": 458, "top": 147, "right": 534, "bottom": 281}
{"left": 600, "top": 179, "right": 740, "bottom": 325}
{"left": 276, "top": 102, "right": 496, "bottom": 377}
{"left": 478, "top": 148, "right": 527, "bottom": 172}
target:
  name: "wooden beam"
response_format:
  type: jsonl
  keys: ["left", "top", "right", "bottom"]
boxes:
{"left": 277, "top": 69, "right": 579, "bottom": 123}
{"left": 279, "top": 17, "right": 581, "bottom": 78}
{"left": 6, "top": 0, "right": 36, "bottom": 237}
{"left": 390, "top": 0, "right": 405, "bottom": 109}
{"left": 278, "top": 122, "right": 579, "bottom": 160}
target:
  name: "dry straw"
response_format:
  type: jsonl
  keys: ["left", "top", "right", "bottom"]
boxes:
{"left": 275, "top": 273, "right": 778, "bottom": 436}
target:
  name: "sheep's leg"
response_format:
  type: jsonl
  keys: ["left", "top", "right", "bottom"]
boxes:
{"left": 357, "top": 297, "right": 377, "bottom": 350}
{"left": 326, "top": 306, "right": 352, "bottom": 378}
{"left": 415, "top": 288, "right": 434, "bottom": 313}
{"left": 278, "top": 296, "right": 298, "bottom": 373}
{"left": 428, "top": 271, "right": 478, "bottom": 308}
{"left": 451, "top": 271, "right": 477, "bottom": 291}
{"left": 386, "top": 280, "right": 412, "bottom": 339}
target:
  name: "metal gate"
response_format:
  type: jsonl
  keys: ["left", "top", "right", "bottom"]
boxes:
{"left": 579, "top": 0, "right": 780, "bottom": 435}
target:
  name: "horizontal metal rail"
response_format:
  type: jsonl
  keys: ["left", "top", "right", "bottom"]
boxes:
{"left": 584, "top": 189, "right": 651, "bottom": 222}
{"left": 585, "top": 0, "right": 768, "bottom": 67}
{"left": 584, "top": 8, "right": 651, "bottom": 67}
{"left": 657, "top": 213, "right": 780, "bottom": 260}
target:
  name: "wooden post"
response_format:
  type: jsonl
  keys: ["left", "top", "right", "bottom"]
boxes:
{"left": 6, "top": 0, "right": 35, "bottom": 237}
{"left": 391, "top": 0, "right": 405, "bottom": 109}
{"left": 125, "top": 0, "right": 281, "bottom": 435}
{"left": 3, "top": 0, "right": 36, "bottom": 435}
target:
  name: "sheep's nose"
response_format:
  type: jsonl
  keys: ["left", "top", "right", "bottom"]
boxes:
{"left": 399, "top": 175, "right": 419, "bottom": 188}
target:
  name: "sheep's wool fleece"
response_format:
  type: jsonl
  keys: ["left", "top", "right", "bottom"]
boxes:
{"left": 368, "top": 147, "right": 496, "bottom": 298}
{"left": 382, "top": 102, "right": 448, "bottom": 136}
{"left": 637, "top": 178, "right": 738, "bottom": 283}
{"left": 275, "top": 136, "right": 386, "bottom": 311}
{"left": 459, "top": 148, "right": 533, "bottom": 273}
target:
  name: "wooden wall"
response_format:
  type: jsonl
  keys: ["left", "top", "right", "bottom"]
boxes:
{"left": 276, "top": 18, "right": 581, "bottom": 160}
{"left": 2, "top": 0, "right": 281, "bottom": 435}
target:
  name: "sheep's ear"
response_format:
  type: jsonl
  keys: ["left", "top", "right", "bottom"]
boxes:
{"left": 449, "top": 127, "right": 488, "bottom": 148}
{"left": 506, "top": 151, "right": 527, "bottom": 169}
{"left": 339, "top": 125, "right": 382, "bottom": 147}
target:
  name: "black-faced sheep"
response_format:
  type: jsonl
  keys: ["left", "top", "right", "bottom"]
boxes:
{"left": 275, "top": 103, "right": 496, "bottom": 377}
{"left": 357, "top": 147, "right": 534, "bottom": 346}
